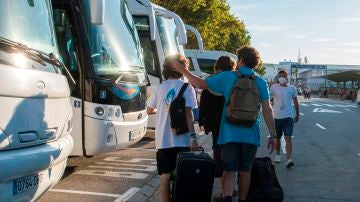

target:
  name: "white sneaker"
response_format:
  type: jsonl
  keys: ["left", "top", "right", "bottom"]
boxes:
{"left": 286, "top": 159, "right": 294, "bottom": 168}
{"left": 274, "top": 155, "right": 281, "bottom": 163}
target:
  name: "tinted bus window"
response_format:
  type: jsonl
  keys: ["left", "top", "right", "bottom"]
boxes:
{"left": 197, "top": 58, "right": 216, "bottom": 74}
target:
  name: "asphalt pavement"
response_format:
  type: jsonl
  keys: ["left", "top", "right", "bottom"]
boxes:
{"left": 38, "top": 97, "right": 360, "bottom": 202}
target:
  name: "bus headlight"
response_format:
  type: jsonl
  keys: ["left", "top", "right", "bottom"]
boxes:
{"left": 95, "top": 107, "right": 105, "bottom": 116}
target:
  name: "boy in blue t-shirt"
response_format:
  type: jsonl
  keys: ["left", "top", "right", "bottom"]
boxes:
{"left": 171, "top": 46, "right": 277, "bottom": 202}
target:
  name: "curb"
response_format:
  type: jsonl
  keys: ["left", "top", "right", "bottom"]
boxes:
{"left": 125, "top": 133, "right": 211, "bottom": 202}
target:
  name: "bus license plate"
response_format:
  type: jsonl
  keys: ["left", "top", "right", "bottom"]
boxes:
{"left": 13, "top": 173, "right": 42, "bottom": 195}
{"left": 129, "top": 129, "right": 141, "bottom": 141}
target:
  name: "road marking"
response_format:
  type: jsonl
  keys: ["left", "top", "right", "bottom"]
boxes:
{"left": 311, "top": 103, "right": 322, "bottom": 107}
{"left": 91, "top": 163, "right": 157, "bottom": 171}
{"left": 103, "top": 157, "right": 155, "bottom": 163}
{"left": 344, "top": 109, "right": 351, "bottom": 111}
{"left": 316, "top": 123, "right": 326, "bottom": 130}
{"left": 122, "top": 147, "right": 156, "bottom": 152}
{"left": 323, "top": 104, "right": 335, "bottom": 107}
{"left": 50, "top": 189, "right": 121, "bottom": 198}
{"left": 75, "top": 170, "right": 148, "bottom": 179}
{"left": 347, "top": 105, "right": 357, "bottom": 108}
{"left": 335, "top": 104, "right": 348, "bottom": 107}
{"left": 313, "top": 108, "right": 342, "bottom": 113}
{"left": 300, "top": 103, "right": 309, "bottom": 106}
{"left": 114, "top": 187, "right": 140, "bottom": 202}
{"left": 300, "top": 113, "right": 304, "bottom": 115}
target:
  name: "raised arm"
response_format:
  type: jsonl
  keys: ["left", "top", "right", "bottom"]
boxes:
{"left": 171, "top": 62, "right": 208, "bottom": 89}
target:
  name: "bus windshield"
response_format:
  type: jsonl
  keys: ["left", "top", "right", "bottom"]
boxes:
{"left": 0, "top": 0, "right": 58, "bottom": 56}
{"left": 83, "top": 0, "right": 147, "bottom": 85}
{"left": 156, "top": 15, "right": 184, "bottom": 56}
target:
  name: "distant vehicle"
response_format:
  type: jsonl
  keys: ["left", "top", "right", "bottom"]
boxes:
{"left": 357, "top": 89, "right": 360, "bottom": 105}
{"left": 52, "top": 0, "right": 149, "bottom": 156}
{"left": 184, "top": 24, "right": 238, "bottom": 78}
{"left": 0, "top": 1, "right": 73, "bottom": 201}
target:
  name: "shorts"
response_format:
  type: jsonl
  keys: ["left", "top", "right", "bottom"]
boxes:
{"left": 213, "top": 146, "right": 223, "bottom": 178}
{"left": 275, "top": 118, "right": 294, "bottom": 138}
{"left": 221, "top": 142, "right": 258, "bottom": 172}
{"left": 156, "top": 147, "right": 190, "bottom": 175}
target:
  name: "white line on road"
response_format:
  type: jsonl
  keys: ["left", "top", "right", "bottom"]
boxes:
{"left": 103, "top": 157, "right": 156, "bottom": 163}
{"left": 91, "top": 163, "right": 157, "bottom": 171}
{"left": 316, "top": 123, "right": 326, "bottom": 130}
{"left": 113, "top": 187, "right": 140, "bottom": 202}
{"left": 300, "top": 103, "right": 309, "bottom": 106}
{"left": 323, "top": 104, "right": 335, "bottom": 107}
{"left": 50, "top": 189, "right": 121, "bottom": 198}
{"left": 300, "top": 113, "right": 304, "bottom": 115}
{"left": 344, "top": 109, "right": 351, "bottom": 111}
{"left": 75, "top": 170, "right": 148, "bottom": 179}
{"left": 311, "top": 103, "right": 322, "bottom": 107}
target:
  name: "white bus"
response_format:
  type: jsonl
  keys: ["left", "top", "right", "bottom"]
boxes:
{"left": 128, "top": 0, "right": 192, "bottom": 128}
{"left": 51, "top": 0, "right": 149, "bottom": 156}
{"left": 0, "top": 0, "right": 74, "bottom": 201}
{"left": 184, "top": 24, "right": 238, "bottom": 76}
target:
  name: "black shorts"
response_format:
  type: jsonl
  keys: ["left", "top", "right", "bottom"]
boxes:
{"left": 156, "top": 147, "right": 190, "bottom": 175}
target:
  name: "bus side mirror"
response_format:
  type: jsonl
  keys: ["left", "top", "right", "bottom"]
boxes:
{"left": 90, "top": 0, "right": 105, "bottom": 25}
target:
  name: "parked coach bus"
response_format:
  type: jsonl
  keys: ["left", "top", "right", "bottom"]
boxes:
{"left": 0, "top": 0, "right": 74, "bottom": 201}
{"left": 127, "top": 0, "right": 189, "bottom": 128}
{"left": 51, "top": 0, "right": 149, "bottom": 156}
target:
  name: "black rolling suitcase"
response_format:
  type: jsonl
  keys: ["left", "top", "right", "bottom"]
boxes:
{"left": 170, "top": 148, "right": 215, "bottom": 202}
{"left": 246, "top": 157, "right": 284, "bottom": 202}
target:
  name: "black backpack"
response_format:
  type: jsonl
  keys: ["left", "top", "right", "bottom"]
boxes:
{"left": 247, "top": 157, "right": 284, "bottom": 202}
{"left": 169, "top": 83, "right": 189, "bottom": 135}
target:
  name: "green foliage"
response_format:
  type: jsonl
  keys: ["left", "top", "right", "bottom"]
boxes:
{"left": 255, "top": 61, "right": 266, "bottom": 76}
{"left": 151, "top": 0, "right": 251, "bottom": 54}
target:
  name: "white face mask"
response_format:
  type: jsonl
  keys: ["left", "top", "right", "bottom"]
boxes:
{"left": 278, "top": 77, "right": 288, "bottom": 84}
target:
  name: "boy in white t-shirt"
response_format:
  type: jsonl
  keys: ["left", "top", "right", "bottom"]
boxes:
{"left": 147, "top": 54, "right": 198, "bottom": 202}
{"left": 270, "top": 70, "right": 300, "bottom": 168}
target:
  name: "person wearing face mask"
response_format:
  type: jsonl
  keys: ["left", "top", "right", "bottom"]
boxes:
{"left": 270, "top": 70, "right": 299, "bottom": 168}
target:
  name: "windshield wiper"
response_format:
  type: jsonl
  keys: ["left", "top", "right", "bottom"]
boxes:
{"left": 0, "top": 36, "right": 61, "bottom": 67}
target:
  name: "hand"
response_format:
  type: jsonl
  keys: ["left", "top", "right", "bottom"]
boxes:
{"left": 294, "top": 115, "right": 300, "bottom": 123}
{"left": 169, "top": 61, "right": 187, "bottom": 74}
{"left": 191, "top": 139, "right": 199, "bottom": 150}
{"left": 199, "top": 126, "right": 205, "bottom": 131}
{"left": 267, "top": 137, "right": 276, "bottom": 154}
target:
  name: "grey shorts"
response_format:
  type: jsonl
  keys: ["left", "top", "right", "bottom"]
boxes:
{"left": 221, "top": 142, "right": 258, "bottom": 172}
{"left": 275, "top": 118, "right": 294, "bottom": 138}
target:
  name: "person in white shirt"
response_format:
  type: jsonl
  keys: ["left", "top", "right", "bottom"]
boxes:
{"left": 270, "top": 70, "right": 299, "bottom": 168}
{"left": 147, "top": 53, "right": 198, "bottom": 202}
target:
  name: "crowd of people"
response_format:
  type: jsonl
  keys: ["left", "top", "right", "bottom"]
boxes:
{"left": 147, "top": 46, "right": 299, "bottom": 202}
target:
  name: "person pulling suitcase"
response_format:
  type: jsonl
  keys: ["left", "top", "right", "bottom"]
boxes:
{"left": 147, "top": 53, "right": 198, "bottom": 202}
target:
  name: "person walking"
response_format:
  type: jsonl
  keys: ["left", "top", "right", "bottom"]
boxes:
{"left": 270, "top": 70, "right": 299, "bottom": 168}
{"left": 146, "top": 53, "right": 198, "bottom": 202}
{"left": 198, "top": 55, "right": 236, "bottom": 201}
{"left": 171, "top": 45, "right": 276, "bottom": 202}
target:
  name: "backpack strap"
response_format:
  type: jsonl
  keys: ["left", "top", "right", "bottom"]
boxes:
{"left": 176, "top": 83, "right": 189, "bottom": 99}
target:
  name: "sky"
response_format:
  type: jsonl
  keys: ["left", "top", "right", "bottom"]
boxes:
{"left": 227, "top": 0, "right": 360, "bottom": 65}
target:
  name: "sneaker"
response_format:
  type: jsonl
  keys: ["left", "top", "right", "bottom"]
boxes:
{"left": 274, "top": 155, "right": 281, "bottom": 163}
{"left": 286, "top": 159, "right": 294, "bottom": 168}
{"left": 213, "top": 195, "right": 224, "bottom": 202}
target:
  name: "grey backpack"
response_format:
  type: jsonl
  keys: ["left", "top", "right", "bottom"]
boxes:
{"left": 226, "top": 71, "right": 260, "bottom": 127}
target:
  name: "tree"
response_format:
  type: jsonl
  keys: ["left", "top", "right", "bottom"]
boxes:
{"left": 151, "top": 0, "right": 251, "bottom": 54}
{"left": 255, "top": 61, "right": 266, "bottom": 76}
